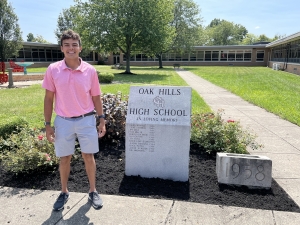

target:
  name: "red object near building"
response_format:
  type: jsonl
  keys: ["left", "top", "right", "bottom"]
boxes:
{"left": 0, "top": 62, "right": 8, "bottom": 84}
{"left": 9, "top": 60, "right": 24, "bottom": 72}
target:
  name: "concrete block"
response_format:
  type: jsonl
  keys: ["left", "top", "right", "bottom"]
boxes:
{"left": 216, "top": 153, "right": 272, "bottom": 188}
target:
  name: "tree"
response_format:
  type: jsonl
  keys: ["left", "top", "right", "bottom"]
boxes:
{"left": 0, "top": 0, "right": 22, "bottom": 62}
{"left": 205, "top": 19, "right": 248, "bottom": 45}
{"left": 33, "top": 34, "right": 51, "bottom": 43}
{"left": 241, "top": 33, "right": 258, "bottom": 45}
{"left": 152, "top": 0, "right": 203, "bottom": 68}
{"left": 74, "top": 0, "right": 175, "bottom": 74}
{"left": 257, "top": 34, "right": 272, "bottom": 42}
{"left": 54, "top": 6, "right": 77, "bottom": 43}
{"left": 27, "top": 33, "right": 35, "bottom": 42}
{"left": 141, "top": 0, "right": 203, "bottom": 68}
{"left": 208, "top": 18, "right": 222, "bottom": 27}
{"left": 55, "top": 5, "right": 105, "bottom": 58}
{"left": 26, "top": 33, "right": 50, "bottom": 43}
{"left": 272, "top": 33, "right": 286, "bottom": 41}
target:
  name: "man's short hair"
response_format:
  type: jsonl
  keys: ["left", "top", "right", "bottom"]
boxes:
{"left": 60, "top": 29, "right": 81, "bottom": 46}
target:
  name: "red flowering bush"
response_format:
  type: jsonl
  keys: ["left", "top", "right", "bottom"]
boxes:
{"left": 0, "top": 126, "right": 59, "bottom": 173}
{"left": 191, "top": 110, "right": 263, "bottom": 155}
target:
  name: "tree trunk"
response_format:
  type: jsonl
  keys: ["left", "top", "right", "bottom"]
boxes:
{"left": 119, "top": 51, "right": 134, "bottom": 75}
{"left": 157, "top": 53, "right": 163, "bottom": 69}
{"left": 125, "top": 53, "right": 131, "bottom": 73}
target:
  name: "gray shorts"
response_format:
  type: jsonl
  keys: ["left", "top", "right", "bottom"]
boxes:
{"left": 54, "top": 115, "right": 99, "bottom": 157}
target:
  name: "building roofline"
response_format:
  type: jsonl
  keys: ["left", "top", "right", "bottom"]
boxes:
{"left": 266, "top": 31, "right": 300, "bottom": 48}
{"left": 22, "top": 41, "right": 59, "bottom": 48}
{"left": 193, "top": 44, "right": 266, "bottom": 50}
{"left": 21, "top": 41, "right": 268, "bottom": 51}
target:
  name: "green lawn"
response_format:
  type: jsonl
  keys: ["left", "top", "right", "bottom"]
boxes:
{"left": 4, "top": 65, "right": 300, "bottom": 128}
{"left": 186, "top": 66, "right": 300, "bottom": 126}
{"left": 1, "top": 66, "right": 210, "bottom": 128}
{"left": 26, "top": 67, "right": 47, "bottom": 73}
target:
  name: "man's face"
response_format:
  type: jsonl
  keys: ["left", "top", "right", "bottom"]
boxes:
{"left": 61, "top": 39, "right": 82, "bottom": 59}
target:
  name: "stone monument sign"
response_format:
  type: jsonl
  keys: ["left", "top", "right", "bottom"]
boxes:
{"left": 125, "top": 86, "right": 192, "bottom": 182}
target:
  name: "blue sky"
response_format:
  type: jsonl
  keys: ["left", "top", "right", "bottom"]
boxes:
{"left": 11, "top": 0, "right": 300, "bottom": 44}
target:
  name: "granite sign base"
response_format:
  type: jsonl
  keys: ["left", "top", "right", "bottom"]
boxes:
{"left": 125, "top": 86, "right": 192, "bottom": 182}
{"left": 125, "top": 124, "right": 190, "bottom": 182}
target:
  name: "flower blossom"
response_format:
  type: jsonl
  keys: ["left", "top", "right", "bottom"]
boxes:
{"left": 45, "top": 153, "right": 51, "bottom": 161}
{"left": 38, "top": 135, "right": 44, "bottom": 140}
{"left": 227, "top": 119, "right": 235, "bottom": 123}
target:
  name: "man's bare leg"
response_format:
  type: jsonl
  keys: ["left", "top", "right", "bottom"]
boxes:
{"left": 82, "top": 153, "right": 96, "bottom": 192}
{"left": 59, "top": 155, "right": 72, "bottom": 193}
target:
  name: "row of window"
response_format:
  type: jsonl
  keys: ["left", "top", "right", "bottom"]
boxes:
{"left": 6, "top": 45, "right": 267, "bottom": 63}
{"left": 8, "top": 46, "right": 96, "bottom": 62}
{"left": 271, "top": 39, "right": 300, "bottom": 63}
{"left": 124, "top": 50, "right": 265, "bottom": 62}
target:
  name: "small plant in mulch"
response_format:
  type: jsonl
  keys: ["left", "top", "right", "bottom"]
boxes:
{"left": 191, "top": 110, "right": 263, "bottom": 155}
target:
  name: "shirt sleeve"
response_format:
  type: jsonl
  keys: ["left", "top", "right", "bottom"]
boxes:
{"left": 90, "top": 69, "right": 101, "bottom": 96}
{"left": 42, "top": 65, "right": 56, "bottom": 92}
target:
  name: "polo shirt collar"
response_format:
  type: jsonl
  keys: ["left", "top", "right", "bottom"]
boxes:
{"left": 62, "top": 58, "right": 84, "bottom": 71}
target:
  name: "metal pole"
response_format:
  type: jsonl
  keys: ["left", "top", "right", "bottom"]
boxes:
{"left": 7, "top": 68, "right": 15, "bottom": 88}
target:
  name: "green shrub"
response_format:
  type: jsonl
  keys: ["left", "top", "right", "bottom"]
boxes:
{"left": 97, "top": 71, "right": 114, "bottom": 83}
{"left": 0, "top": 126, "right": 59, "bottom": 173}
{"left": 0, "top": 117, "right": 28, "bottom": 138}
{"left": 97, "top": 60, "right": 106, "bottom": 65}
{"left": 98, "top": 92, "right": 128, "bottom": 144}
{"left": 190, "top": 110, "right": 262, "bottom": 155}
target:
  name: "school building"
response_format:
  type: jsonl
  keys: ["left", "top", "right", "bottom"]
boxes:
{"left": 6, "top": 31, "right": 300, "bottom": 75}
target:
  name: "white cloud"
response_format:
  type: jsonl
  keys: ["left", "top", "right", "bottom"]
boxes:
{"left": 255, "top": 26, "right": 260, "bottom": 29}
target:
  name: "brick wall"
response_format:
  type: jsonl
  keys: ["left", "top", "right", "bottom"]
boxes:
{"left": 13, "top": 75, "right": 44, "bottom": 82}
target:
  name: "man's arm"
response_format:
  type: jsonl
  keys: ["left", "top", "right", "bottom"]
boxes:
{"left": 44, "top": 90, "right": 55, "bottom": 142}
{"left": 92, "top": 95, "right": 106, "bottom": 138}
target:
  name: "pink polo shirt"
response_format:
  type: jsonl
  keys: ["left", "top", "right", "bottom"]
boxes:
{"left": 42, "top": 59, "right": 101, "bottom": 117}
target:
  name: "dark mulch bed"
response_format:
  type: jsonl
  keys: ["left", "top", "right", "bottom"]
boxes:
{"left": 0, "top": 140, "right": 299, "bottom": 213}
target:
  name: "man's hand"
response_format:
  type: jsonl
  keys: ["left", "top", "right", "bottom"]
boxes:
{"left": 45, "top": 126, "right": 55, "bottom": 142}
{"left": 97, "top": 120, "right": 106, "bottom": 138}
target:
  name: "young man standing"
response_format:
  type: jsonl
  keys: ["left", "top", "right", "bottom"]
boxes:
{"left": 42, "top": 30, "right": 106, "bottom": 211}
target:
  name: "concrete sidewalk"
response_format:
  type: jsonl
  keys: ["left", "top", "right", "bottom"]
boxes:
{"left": 1, "top": 70, "right": 300, "bottom": 224}
{"left": 1, "top": 186, "right": 300, "bottom": 225}
{"left": 176, "top": 68, "right": 300, "bottom": 207}
{"left": 0, "top": 80, "right": 43, "bottom": 89}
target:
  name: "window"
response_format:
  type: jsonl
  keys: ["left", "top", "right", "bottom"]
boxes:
{"left": 244, "top": 50, "right": 251, "bottom": 61}
{"left": 148, "top": 56, "right": 156, "bottom": 61}
{"left": 256, "top": 50, "right": 264, "bottom": 61}
{"left": 236, "top": 51, "right": 243, "bottom": 61}
{"left": 130, "top": 54, "right": 135, "bottom": 61}
{"left": 228, "top": 51, "right": 235, "bottom": 61}
{"left": 162, "top": 53, "right": 168, "bottom": 61}
{"left": 141, "top": 54, "right": 148, "bottom": 61}
{"left": 169, "top": 53, "right": 175, "bottom": 61}
{"left": 46, "top": 50, "right": 52, "bottom": 61}
{"left": 136, "top": 54, "right": 142, "bottom": 61}
{"left": 212, "top": 51, "right": 219, "bottom": 61}
{"left": 39, "top": 48, "right": 45, "bottom": 60}
{"left": 190, "top": 51, "right": 196, "bottom": 61}
{"left": 220, "top": 51, "right": 228, "bottom": 61}
{"left": 197, "top": 51, "right": 204, "bottom": 61}
{"left": 24, "top": 48, "right": 32, "bottom": 59}
{"left": 205, "top": 51, "right": 211, "bottom": 61}
{"left": 18, "top": 49, "right": 24, "bottom": 58}
{"left": 182, "top": 52, "right": 189, "bottom": 61}
{"left": 175, "top": 53, "right": 182, "bottom": 61}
